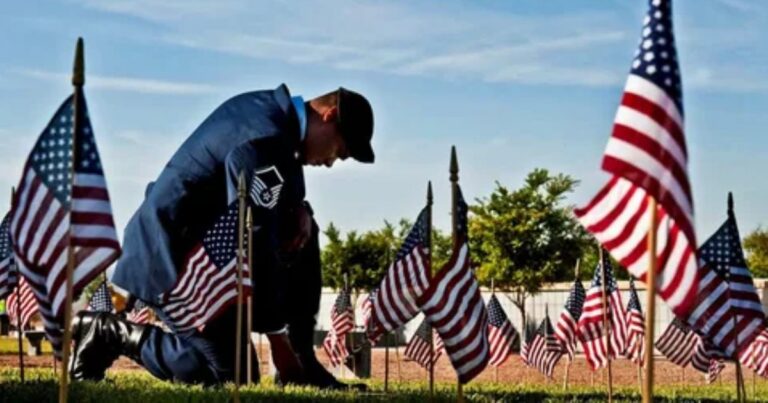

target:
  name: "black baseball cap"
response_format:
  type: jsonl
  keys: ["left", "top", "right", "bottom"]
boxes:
{"left": 337, "top": 87, "right": 375, "bottom": 163}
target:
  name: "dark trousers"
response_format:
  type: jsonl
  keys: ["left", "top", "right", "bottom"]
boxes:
{"left": 137, "top": 223, "right": 323, "bottom": 384}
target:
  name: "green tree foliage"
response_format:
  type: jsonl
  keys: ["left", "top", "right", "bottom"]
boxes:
{"left": 744, "top": 227, "right": 768, "bottom": 278}
{"left": 469, "top": 168, "right": 594, "bottom": 323}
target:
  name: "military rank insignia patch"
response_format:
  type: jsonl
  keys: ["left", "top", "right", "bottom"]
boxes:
{"left": 250, "top": 166, "right": 284, "bottom": 209}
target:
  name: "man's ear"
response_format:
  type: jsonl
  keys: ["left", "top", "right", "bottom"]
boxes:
{"left": 321, "top": 106, "right": 338, "bottom": 123}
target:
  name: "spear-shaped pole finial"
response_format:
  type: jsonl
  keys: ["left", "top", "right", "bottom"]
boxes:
{"left": 73, "top": 37, "right": 85, "bottom": 87}
{"left": 728, "top": 192, "right": 735, "bottom": 217}
{"left": 450, "top": 145, "right": 458, "bottom": 184}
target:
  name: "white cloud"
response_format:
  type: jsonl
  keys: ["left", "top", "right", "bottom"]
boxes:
{"left": 15, "top": 69, "right": 218, "bottom": 95}
{"left": 74, "top": 0, "right": 631, "bottom": 87}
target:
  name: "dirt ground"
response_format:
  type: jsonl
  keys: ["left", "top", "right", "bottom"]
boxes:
{"left": 0, "top": 343, "right": 752, "bottom": 388}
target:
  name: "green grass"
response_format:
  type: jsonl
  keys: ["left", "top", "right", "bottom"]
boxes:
{"left": 1, "top": 368, "right": 766, "bottom": 402}
{"left": 0, "top": 336, "right": 53, "bottom": 354}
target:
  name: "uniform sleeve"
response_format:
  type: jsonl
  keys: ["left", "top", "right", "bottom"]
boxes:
{"left": 224, "top": 138, "right": 305, "bottom": 236}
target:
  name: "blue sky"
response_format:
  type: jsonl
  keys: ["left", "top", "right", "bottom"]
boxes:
{"left": 0, "top": 0, "right": 766, "bottom": 245}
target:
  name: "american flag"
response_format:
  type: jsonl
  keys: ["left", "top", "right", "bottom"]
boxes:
{"left": 7, "top": 276, "right": 38, "bottom": 330}
{"left": 624, "top": 278, "right": 645, "bottom": 366}
{"left": 360, "top": 290, "right": 374, "bottom": 329}
{"left": 554, "top": 278, "right": 586, "bottom": 361}
{"left": 577, "top": 254, "right": 628, "bottom": 370}
{"left": 520, "top": 325, "right": 532, "bottom": 366}
{"left": 685, "top": 197, "right": 764, "bottom": 358}
{"left": 655, "top": 317, "right": 699, "bottom": 367}
{"left": 690, "top": 338, "right": 724, "bottom": 384}
{"left": 323, "top": 288, "right": 354, "bottom": 367}
{"left": 87, "top": 280, "right": 113, "bottom": 312}
{"left": 573, "top": 0, "right": 699, "bottom": 318}
{"left": 419, "top": 185, "right": 489, "bottom": 384}
{"left": 526, "top": 315, "right": 563, "bottom": 378}
{"left": 740, "top": 329, "right": 768, "bottom": 376}
{"left": 404, "top": 319, "right": 444, "bottom": 370}
{"left": 126, "top": 300, "right": 151, "bottom": 325}
{"left": 10, "top": 93, "right": 120, "bottom": 353}
{"left": 0, "top": 213, "right": 17, "bottom": 299}
{"left": 367, "top": 207, "right": 430, "bottom": 342}
{"left": 487, "top": 294, "right": 518, "bottom": 367}
{"left": 160, "top": 203, "right": 251, "bottom": 332}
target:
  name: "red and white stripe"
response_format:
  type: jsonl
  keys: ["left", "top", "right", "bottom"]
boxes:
{"left": 554, "top": 311, "right": 579, "bottom": 361}
{"left": 488, "top": 319, "right": 516, "bottom": 367}
{"left": 575, "top": 177, "right": 697, "bottom": 318}
{"left": 127, "top": 307, "right": 151, "bottom": 325}
{"left": 526, "top": 323, "right": 562, "bottom": 378}
{"left": 161, "top": 245, "right": 251, "bottom": 331}
{"left": 577, "top": 288, "right": 627, "bottom": 370}
{"left": 686, "top": 265, "right": 764, "bottom": 358}
{"left": 7, "top": 276, "right": 38, "bottom": 329}
{"left": 404, "top": 327, "right": 444, "bottom": 370}
{"left": 655, "top": 320, "right": 699, "bottom": 367}
{"left": 419, "top": 243, "right": 489, "bottom": 384}
{"left": 625, "top": 308, "right": 645, "bottom": 366}
{"left": 740, "top": 330, "right": 768, "bottom": 376}
{"left": 368, "top": 246, "right": 430, "bottom": 341}
{"left": 322, "top": 332, "right": 349, "bottom": 368}
{"left": 12, "top": 171, "right": 120, "bottom": 320}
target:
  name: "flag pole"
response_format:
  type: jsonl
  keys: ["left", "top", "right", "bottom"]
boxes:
{"left": 11, "top": 188, "right": 24, "bottom": 382}
{"left": 246, "top": 207, "right": 254, "bottom": 385}
{"left": 233, "top": 171, "right": 247, "bottom": 403}
{"left": 384, "top": 330, "right": 390, "bottom": 393}
{"left": 492, "top": 279, "right": 498, "bottom": 383}
{"left": 642, "top": 196, "right": 658, "bottom": 403}
{"left": 58, "top": 37, "right": 85, "bottom": 403}
{"left": 449, "top": 146, "right": 464, "bottom": 403}
{"left": 598, "top": 247, "right": 613, "bottom": 402}
{"left": 384, "top": 247, "right": 391, "bottom": 394}
{"left": 426, "top": 181, "right": 435, "bottom": 398}
{"left": 563, "top": 259, "right": 579, "bottom": 391}
{"left": 727, "top": 193, "right": 746, "bottom": 403}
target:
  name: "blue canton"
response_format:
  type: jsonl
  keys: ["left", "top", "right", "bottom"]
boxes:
{"left": 628, "top": 278, "right": 643, "bottom": 313}
{"left": 202, "top": 204, "right": 240, "bottom": 269}
{"left": 564, "top": 279, "right": 586, "bottom": 319}
{"left": 590, "top": 253, "right": 618, "bottom": 293}
{"left": 0, "top": 214, "right": 11, "bottom": 262}
{"left": 630, "top": 0, "right": 683, "bottom": 113}
{"left": 396, "top": 207, "right": 430, "bottom": 260}
{"left": 699, "top": 215, "right": 746, "bottom": 280}
{"left": 487, "top": 294, "right": 509, "bottom": 327}
{"left": 30, "top": 94, "right": 102, "bottom": 207}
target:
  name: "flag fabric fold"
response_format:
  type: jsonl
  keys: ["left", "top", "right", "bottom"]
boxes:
{"left": 404, "top": 318, "right": 444, "bottom": 370}
{"left": 366, "top": 207, "right": 431, "bottom": 342}
{"left": 554, "top": 278, "right": 586, "bottom": 361}
{"left": 624, "top": 278, "right": 645, "bottom": 366}
{"left": 419, "top": 185, "right": 489, "bottom": 384}
{"left": 577, "top": 254, "right": 627, "bottom": 370}
{"left": 574, "top": 0, "right": 699, "bottom": 318}
{"left": 487, "top": 294, "right": 518, "bottom": 367}
{"left": 0, "top": 214, "right": 17, "bottom": 299}
{"left": 10, "top": 93, "right": 120, "bottom": 354}
{"left": 159, "top": 203, "right": 251, "bottom": 332}
{"left": 323, "top": 288, "right": 354, "bottom": 368}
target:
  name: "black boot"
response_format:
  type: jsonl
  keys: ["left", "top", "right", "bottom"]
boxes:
{"left": 70, "top": 311, "right": 148, "bottom": 381}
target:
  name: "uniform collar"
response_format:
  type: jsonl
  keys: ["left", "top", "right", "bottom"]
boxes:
{"left": 291, "top": 96, "right": 307, "bottom": 141}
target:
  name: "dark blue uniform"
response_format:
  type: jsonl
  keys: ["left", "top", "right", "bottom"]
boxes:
{"left": 112, "top": 84, "right": 314, "bottom": 384}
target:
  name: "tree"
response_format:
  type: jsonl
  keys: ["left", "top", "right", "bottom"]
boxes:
{"left": 744, "top": 227, "right": 768, "bottom": 278}
{"left": 469, "top": 168, "right": 593, "bottom": 328}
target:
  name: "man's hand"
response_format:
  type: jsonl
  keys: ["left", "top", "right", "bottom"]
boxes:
{"left": 267, "top": 332, "right": 305, "bottom": 385}
{"left": 281, "top": 203, "right": 313, "bottom": 252}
